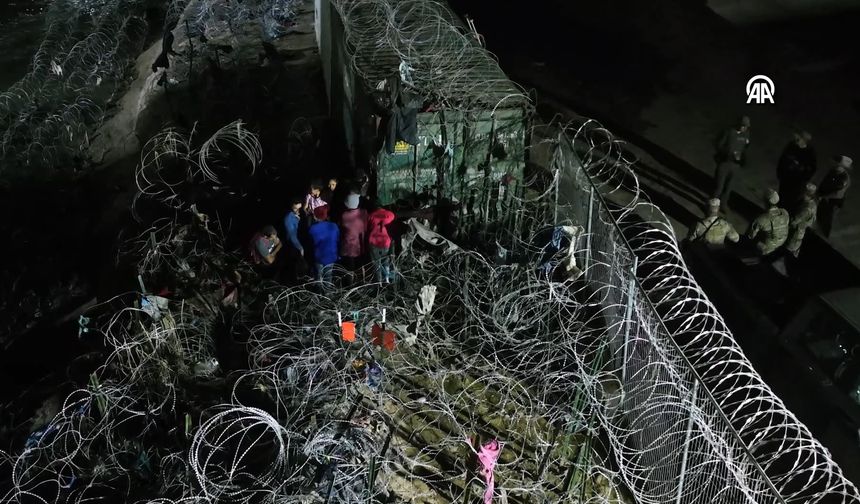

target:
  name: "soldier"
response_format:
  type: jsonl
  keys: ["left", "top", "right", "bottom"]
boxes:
{"left": 777, "top": 130, "right": 816, "bottom": 208}
{"left": 712, "top": 151, "right": 742, "bottom": 212}
{"left": 748, "top": 189, "right": 790, "bottom": 257}
{"left": 711, "top": 117, "right": 750, "bottom": 214}
{"left": 687, "top": 198, "right": 740, "bottom": 248}
{"left": 818, "top": 155, "right": 852, "bottom": 238}
{"left": 785, "top": 183, "right": 818, "bottom": 258}
{"left": 715, "top": 116, "right": 751, "bottom": 166}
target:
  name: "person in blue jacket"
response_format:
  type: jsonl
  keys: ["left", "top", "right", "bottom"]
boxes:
{"left": 283, "top": 197, "right": 306, "bottom": 282}
{"left": 308, "top": 204, "right": 339, "bottom": 287}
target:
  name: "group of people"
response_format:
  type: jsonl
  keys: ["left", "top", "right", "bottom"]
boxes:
{"left": 691, "top": 177, "right": 841, "bottom": 265}
{"left": 711, "top": 116, "right": 852, "bottom": 240}
{"left": 250, "top": 176, "right": 397, "bottom": 287}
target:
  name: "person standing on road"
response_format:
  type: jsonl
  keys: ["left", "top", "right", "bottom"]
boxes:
{"left": 777, "top": 130, "right": 817, "bottom": 208}
{"left": 712, "top": 151, "right": 742, "bottom": 213}
{"left": 785, "top": 183, "right": 818, "bottom": 258}
{"left": 715, "top": 116, "right": 751, "bottom": 166}
{"left": 748, "top": 189, "right": 790, "bottom": 257}
{"left": 818, "top": 155, "right": 852, "bottom": 238}
{"left": 687, "top": 198, "right": 740, "bottom": 248}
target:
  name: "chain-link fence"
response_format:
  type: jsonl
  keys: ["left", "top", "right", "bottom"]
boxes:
{"left": 527, "top": 119, "right": 860, "bottom": 504}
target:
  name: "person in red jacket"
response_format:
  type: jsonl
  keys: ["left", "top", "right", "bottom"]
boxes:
{"left": 367, "top": 199, "right": 395, "bottom": 283}
{"left": 339, "top": 192, "right": 367, "bottom": 270}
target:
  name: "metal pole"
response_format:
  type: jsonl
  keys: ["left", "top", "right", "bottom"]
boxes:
{"left": 366, "top": 456, "right": 377, "bottom": 503}
{"left": 184, "top": 19, "right": 194, "bottom": 79}
{"left": 621, "top": 256, "right": 639, "bottom": 383}
{"left": 553, "top": 168, "right": 560, "bottom": 226}
{"left": 674, "top": 381, "right": 699, "bottom": 504}
{"left": 368, "top": 425, "right": 394, "bottom": 502}
{"left": 535, "top": 422, "right": 560, "bottom": 481}
{"left": 584, "top": 186, "right": 594, "bottom": 272}
{"left": 462, "top": 432, "right": 479, "bottom": 504}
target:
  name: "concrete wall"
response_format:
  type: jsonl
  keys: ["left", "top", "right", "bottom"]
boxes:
{"left": 315, "top": 0, "right": 332, "bottom": 112}
{"left": 708, "top": 0, "right": 860, "bottom": 24}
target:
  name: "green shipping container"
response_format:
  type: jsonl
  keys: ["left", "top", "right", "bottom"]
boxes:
{"left": 377, "top": 108, "right": 527, "bottom": 206}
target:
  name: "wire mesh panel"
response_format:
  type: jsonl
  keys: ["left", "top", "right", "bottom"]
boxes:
{"left": 547, "top": 118, "right": 860, "bottom": 504}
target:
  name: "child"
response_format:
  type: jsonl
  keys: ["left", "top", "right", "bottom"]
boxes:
{"left": 304, "top": 180, "right": 326, "bottom": 224}
{"left": 367, "top": 199, "right": 395, "bottom": 283}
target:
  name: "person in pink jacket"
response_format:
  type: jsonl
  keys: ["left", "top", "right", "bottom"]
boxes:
{"left": 339, "top": 192, "right": 367, "bottom": 270}
{"left": 367, "top": 198, "right": 395, "bottom": 283}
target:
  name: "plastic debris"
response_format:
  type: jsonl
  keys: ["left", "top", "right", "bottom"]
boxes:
{"left": 191, "top": 204, "right": 210, "bottom": 228}
{"left": 25, "top": 423, "right": 58, "bottom": 450}
{"left": 135, "top": 452, "right": 151, "bottom": 474}
{"left": 341, "top": 321, "right": 356, "bottom": 342}
{"left": 78, "top": 314, "right": 91, "bottom": 337}
{"left": 371, "top": 324, "right": 396, "bottom": 352}
{"left": 141, "top": 295, "right": 169, "bottom": 321}
{"left": 193, "top": 358, "right": 220, "bottom": 376}
{"left": 403, "top": 218, "right": 460, "bottom": 254}
{"left": 466, "top": 438, "right": 502, "bottom": 504}
{"left": 558, "top": 225, "right": 584, "bottom": 279}
{"left": 351, "top": 358, "right": 367, "bottom": 373}
{"left": 416, "top": 285, "right": 436, "bottom": 316}
{"left": 59, "top": 474, "right": 76, "bottom": 489}
{"left": 366, "top": 362, "right": 383, "bottom": 391}
{"left": 399, "top": 60, "right": 415, "bottom": 86}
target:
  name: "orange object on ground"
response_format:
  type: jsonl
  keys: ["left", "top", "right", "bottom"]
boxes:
{"left": 371, "top": 324, "right": 396, "bottom": 351}
{"left": 341, "top": 321, "right": 356, "bottom": 342}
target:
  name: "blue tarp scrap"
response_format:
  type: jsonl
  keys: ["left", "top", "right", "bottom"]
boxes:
{"left": 25, "top": 423, "right": 58, "bottom": 450}
{"left": 367, "top": 363, "right": 383, "bottom": 391}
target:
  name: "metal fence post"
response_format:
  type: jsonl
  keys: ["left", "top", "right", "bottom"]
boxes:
{"left": 622, "top": 256, "right": 639, "bottom": 383}
{"left": 584, "top": 186, "right": 594, "bottom": 272}
{"left": 553, "top": 168, "right": 560, "bottom": 226}
{"left": 674, "top": 381, "right": 699, "bottom": 504}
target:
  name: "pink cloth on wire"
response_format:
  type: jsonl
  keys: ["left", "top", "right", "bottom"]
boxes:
{"left": 476, "top": 439, "right": 501, "bottom": 504}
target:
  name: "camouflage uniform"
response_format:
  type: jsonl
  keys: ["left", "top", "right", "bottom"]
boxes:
{"left": 785, "top": 197, "right": 817, "bottom": 257}
{"left": 688, "top": 215, "right": 739, "bottom": 246}
{"left": 748, "top": 207, "right": 790, "bottom": 256}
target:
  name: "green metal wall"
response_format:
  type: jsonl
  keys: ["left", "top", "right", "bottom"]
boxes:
{"left": 377, "top": 108, "right": 527, "bottom": 206}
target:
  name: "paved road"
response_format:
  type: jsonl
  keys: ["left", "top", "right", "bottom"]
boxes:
{"left": 452, "top": 0, "right": 860, "bottom": 266}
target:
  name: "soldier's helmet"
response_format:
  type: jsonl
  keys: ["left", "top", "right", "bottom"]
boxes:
{"left": 766, "top": 189, "right": 779, "bottom": 206}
